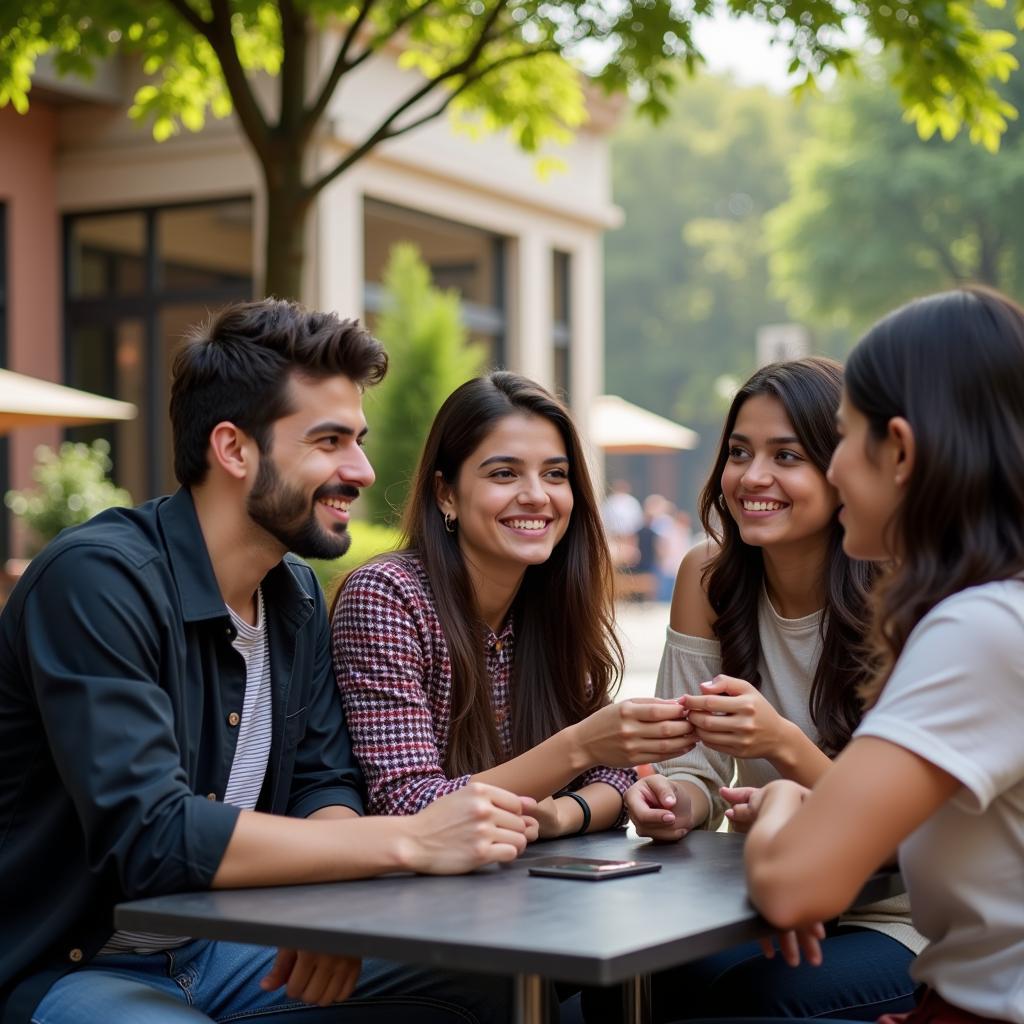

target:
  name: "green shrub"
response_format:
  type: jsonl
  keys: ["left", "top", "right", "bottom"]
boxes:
{"left": 4, "top": 439, "right": 132, "bottom": 554}
{"left": 365, "top": 243, "right": 486, "bottom": 524}
{"left": 304, "top": 521, "right": 403, "bottom": 598}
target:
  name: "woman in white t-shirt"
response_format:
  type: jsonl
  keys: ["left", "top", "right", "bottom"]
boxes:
{"left": 734, "top": 286, "right": 1024, "bottom": 1024}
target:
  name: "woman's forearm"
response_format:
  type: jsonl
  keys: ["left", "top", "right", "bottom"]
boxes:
{"left": 575, "top": 781, "right": 626, "bottom": 832}
{"left": 769, "top": 721, "right": 833, "bottom": 787}
{"left": 743, "top": 781, "right": 814, "bottom": 925}
{"left": 470, "top": 725, "right": 590, "bottom": 799}
{"left": 673, "top": 778, "right": 712, "bottom": 828}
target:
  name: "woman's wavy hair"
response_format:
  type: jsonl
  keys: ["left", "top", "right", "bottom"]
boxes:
{"left": 846, "top": 287, "right": 1024, "bottom": 706}
{"left": 346, "top": 371, "right": 622, "bottom": 777}
{"left": 698, "top": 357, "right": 874, "bottom": 753}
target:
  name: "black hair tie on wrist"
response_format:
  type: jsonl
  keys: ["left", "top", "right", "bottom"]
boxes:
{"left": 560, "top": 790, "right": 591, "bottom": 836}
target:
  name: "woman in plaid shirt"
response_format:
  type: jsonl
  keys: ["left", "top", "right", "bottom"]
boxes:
{"left": 331, "top": 372, "right": 696, "bottom": 838}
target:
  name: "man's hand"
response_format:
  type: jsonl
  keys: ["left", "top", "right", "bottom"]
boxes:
{"left": 402, "top": 783, "right": 536, "bottom": 873}
{"left": 683, "top": 676, "right": 794, "bottom": 760}
{"left": 260, "top": 949, "right": 361, "bottom": 1007}
{"left": 624, "top": 774, "right": 694, "bottom": 842}
{"left": 571, "top": 699, "right": 696, "bottom": 769}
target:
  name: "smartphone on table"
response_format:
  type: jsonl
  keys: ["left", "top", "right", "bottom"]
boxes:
{"left": 527, "top": 856, "right": 662, "bottom": 881}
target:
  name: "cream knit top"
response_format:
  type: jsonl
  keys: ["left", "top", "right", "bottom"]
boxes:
{"left": 655, "top": 589, "right": 925, "bottom": 954}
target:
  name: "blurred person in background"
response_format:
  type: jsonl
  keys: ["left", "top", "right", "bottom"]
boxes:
{"left": 601, "top": 478, "right": 643, "bottom": 570}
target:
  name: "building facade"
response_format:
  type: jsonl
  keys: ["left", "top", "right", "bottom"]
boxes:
{"left": 0, "top": 43, "right": 621, "bottom": 553}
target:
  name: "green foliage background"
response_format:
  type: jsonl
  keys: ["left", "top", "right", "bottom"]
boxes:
{"left": 604, "top": 39, "right": 1024, "bottom": 511}
{"left": 604, "top": 73, "right": 811, "bottom": 504}
{"left": 304, "top": 521, "right": 402, "bottom": 598}
{"left": 4, "top": 440, "right": 132, "bottom": 554}
{"left": 767, "top": 28, "right": 1024, "bottom": 333}
{"left": 364, "top": 243, "right": 486, "bottom": 525}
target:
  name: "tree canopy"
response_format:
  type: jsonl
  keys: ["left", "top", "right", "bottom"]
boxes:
{"left": 605, "top": 72, "right": 802, "bottom": 430}
{"left": 767, "top": 41, "right": 1024, "bottom": 330}
{"left": 3, "top": 0, "right": 1023, "bottom": 297}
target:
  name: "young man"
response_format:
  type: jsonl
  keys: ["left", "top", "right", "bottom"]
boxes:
{"left": 0, "top": 300, "right": 535, "bottom": 1024}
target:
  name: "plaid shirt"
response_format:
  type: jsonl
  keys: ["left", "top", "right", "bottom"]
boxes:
{"left": 332, "top": 554, "right": 636, "bottom": 816}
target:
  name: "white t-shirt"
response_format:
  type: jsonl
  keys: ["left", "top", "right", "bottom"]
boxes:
{"left": 224, "top": 588, "right": 273, "bottom": 809}
{"left": 856, "top": 579, "right": 1024, "bottom": 1022}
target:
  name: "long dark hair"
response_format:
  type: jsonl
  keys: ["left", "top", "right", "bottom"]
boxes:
{"left": 340, "top": 371, "right": 622, "bottom": 776}
{"left": 698, "top": 357, "right": 873, "bottom": 754}
{"left": 846, "top": 287, "right": 1024, "bottom": 705}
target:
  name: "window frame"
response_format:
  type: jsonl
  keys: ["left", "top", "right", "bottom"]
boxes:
{"left": 63, "top": 196, "right": 254, "bottom": 499}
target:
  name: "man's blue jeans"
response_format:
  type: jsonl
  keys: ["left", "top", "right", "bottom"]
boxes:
{"left": 30, "top": 940, "right": 512, "bottom": 1024}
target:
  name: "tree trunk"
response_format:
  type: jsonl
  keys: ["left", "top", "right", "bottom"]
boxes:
{"left": 976, "top": 226, "right": 1001, "bottom": 288}
{"left": 263, "top": 170, "right": 312, "bottom": 300}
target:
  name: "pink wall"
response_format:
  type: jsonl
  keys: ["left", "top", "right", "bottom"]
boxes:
{"left": 0, "top": 102, "right": 62, "bottom": 553}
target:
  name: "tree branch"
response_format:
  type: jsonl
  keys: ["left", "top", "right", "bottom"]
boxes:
{"left": 355, "top": 0, "right": 510, "bottom": 134}
{"left": 306, "top": 44, "right": 556, "bottom": 199}
{"left": 302, "top": 0, "right": 437, "bottom": 141}
{"left": 206, "top": 0, "right": 272, "bottom": 166}
{"left": 301, "top": 0, "right": 377, "bottom": 142}
{"left": 345, "top": 0, "right": 437, "bottom": 68}
{"left": 300, "top": 0, "right": 510, "bottom": 191}
{"left": 277, "top": 0, "right": 308, "bottom": 135}
{"left": 162, "top": 0, "right": 211, "bottom": 38}
{"left": 922, "top": 232, "right": 965, "bottom": 282}
{"left": 386, "top": 47, "right": 556, "bottom": 139}
{"left": 976, "top": 216, "right": 1002, "bottom": 286}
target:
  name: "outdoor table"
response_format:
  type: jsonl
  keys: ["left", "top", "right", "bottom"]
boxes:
{"left": 115, "top": 830, "right": 904, "bottom": 1024}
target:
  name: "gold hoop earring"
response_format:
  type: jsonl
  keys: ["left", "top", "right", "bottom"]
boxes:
{"left": 443, "top": 512, "right": 457, "bottom": 534}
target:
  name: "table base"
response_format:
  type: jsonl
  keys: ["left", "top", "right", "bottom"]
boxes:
{"left": 512, "top": 973, "right": 651, "bottom": 1024}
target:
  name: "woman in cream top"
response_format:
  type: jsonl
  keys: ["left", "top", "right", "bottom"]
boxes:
{"left": 605, "top": 358, "right": 922, "bottom": 1024}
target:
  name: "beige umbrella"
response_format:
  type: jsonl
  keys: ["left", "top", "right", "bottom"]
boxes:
{"left": 590, "top": 394, "right": 699, "bottom": 454}
{"left": 0, "top": 368, "right": 137, "bottom": 435}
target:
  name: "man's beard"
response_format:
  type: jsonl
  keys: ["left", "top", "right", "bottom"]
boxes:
{"left": 247, "top": 454, "right": 355, "bottom": 560}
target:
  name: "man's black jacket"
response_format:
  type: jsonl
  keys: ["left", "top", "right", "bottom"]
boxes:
{"left": 0, "top": 489, "right": 364, "bottom": 1022}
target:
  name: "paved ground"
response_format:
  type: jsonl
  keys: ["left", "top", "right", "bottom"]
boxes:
{"left": 615, "top": 599, "right": 671, "bottom": 700}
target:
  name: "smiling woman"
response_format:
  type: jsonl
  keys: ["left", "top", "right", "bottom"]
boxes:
{"left": 600, "top": 358, "right": 923, "bottom": 1024}
{"left": 330, "top": 371, "right": 698, "bottom": 842}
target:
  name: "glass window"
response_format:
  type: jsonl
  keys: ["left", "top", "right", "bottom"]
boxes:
{"left": 67, "top": 320, "right": 148, "bottom": 502}
{"left": 553, "top": 250, "right": 571, "bottom": 400}
{"left": 158, "top": 201, "right": 253, "bottom": 292}
{"left": 363, "top": 198, "right": 507, "bottom": 367}
{"left": 68, "top": 212, "right": 147, "bottom": 298}
{"left": 65, "top": 198, "right": 254, "bottom": 501}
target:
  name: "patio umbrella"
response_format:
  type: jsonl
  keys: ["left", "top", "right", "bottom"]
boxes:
{"left": 0, "top": 368, "right": 137, "bottom": 435}
{"left": 589, "top": 395, "right": 699, "bottom": 454}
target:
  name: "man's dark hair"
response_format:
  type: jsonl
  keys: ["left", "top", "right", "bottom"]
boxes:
{"left": 170, "top": 299, "right": 388, "bottom": 486}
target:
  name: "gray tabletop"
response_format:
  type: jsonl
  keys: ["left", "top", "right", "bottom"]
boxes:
{"left": 115, "top": 830, "right": 903, "bottom": 987}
